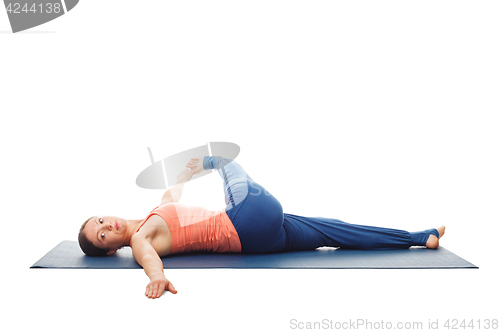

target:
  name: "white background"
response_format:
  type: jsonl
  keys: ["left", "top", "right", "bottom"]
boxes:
{"left": 1, "top": 1, "right": 499, "bottom": 332}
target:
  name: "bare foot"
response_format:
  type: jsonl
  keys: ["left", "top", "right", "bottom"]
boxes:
{"left": 437, "top": 226, "right": 445, "bottom": 239}
{"left": 426, "top": 226, "right": 445, "bottom": 249}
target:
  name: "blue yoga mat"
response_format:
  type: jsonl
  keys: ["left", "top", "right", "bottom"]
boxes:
{"left": 30, "top": 241, "right": 477, "bottom": 269}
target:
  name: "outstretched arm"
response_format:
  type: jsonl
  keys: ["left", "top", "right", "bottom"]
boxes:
{"left": 132, "top": 237, "right": 177, "bottom": 299}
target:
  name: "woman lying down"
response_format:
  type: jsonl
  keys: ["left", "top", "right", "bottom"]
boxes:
{"left": 78, "top": 156, "right": 445, "bottom": 299}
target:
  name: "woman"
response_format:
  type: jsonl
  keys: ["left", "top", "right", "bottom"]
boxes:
{"left": 78, "top": 156, "right": 445, "bottom": 299}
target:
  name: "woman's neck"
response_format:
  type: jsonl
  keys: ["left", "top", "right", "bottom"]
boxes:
{"left": 123, "top": 219, "right": 144, "bottom": 246}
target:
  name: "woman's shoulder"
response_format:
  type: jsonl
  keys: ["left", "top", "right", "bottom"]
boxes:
{"left": 131, "top": 214, "right": 172, "bottom": 256}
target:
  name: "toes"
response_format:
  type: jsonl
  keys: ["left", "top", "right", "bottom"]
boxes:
{"left": 438, "top": 226, "right": 446, "bottom": 238}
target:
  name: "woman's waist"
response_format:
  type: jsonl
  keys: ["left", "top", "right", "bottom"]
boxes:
{"left": 169, "top": 209, "right": 241, "bottom": 253}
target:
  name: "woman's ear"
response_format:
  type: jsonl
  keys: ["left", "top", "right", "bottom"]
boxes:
{"left": 107, "top": 248, "right": 118, "bottom": 256}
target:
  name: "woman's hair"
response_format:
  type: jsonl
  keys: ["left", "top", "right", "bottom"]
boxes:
{"left": 78, "top": 216, "right": 110, "bottom": 257}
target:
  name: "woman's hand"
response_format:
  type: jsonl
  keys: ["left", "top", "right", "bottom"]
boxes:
{"left": 145, "top": 274, "right": 177, "bottom": 299}
{"left": 186, "top": 157, "right": 204, "bottom": 175}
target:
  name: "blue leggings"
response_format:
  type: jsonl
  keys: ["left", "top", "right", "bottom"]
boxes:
{"left": 203, "top": 157, "right": 439, "bottom": 254}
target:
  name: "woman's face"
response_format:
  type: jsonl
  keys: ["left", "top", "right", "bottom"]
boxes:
{"left": 84, "top": 216, "right": 129, "bottom": 254}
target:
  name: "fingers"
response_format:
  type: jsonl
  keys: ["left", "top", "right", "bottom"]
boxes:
{"left": 186, "top": 157, "right": 202, "bottom": 169}
{"left": 149, "top": 282, "right": 161, "bottom": 299}
{"left": 186, "top": 158, "right": 198, "bottom": 168}
{"left": 186, "top": 158, "right": 205, "bottom": 176}
{"left": 145, "top": 281, "right": 161, "bottom": 299}
{"left": 145, "top": 280, "right": 177, "bottom": 299}
{"left": 168, "top": 282, "right": 178, "bottom": 294}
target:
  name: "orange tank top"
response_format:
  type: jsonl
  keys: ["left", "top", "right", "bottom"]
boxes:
{"left": 132, "top": 203, "right": 241, "bottom": 254}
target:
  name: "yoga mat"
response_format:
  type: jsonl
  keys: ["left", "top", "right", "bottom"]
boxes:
{"left": 31, "top": 241, "right": 478, "bottom": 269}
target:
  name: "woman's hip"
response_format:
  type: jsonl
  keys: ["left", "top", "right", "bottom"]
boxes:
{"left": 226, "top": 180, "right": 287, "bottom": 253}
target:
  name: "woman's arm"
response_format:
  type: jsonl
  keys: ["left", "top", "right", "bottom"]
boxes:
{"left": 160, "top": 168, "right": 194, "bottom": 205}
{"left": 132, "top": 237, "right": 177, "bottom": 299}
